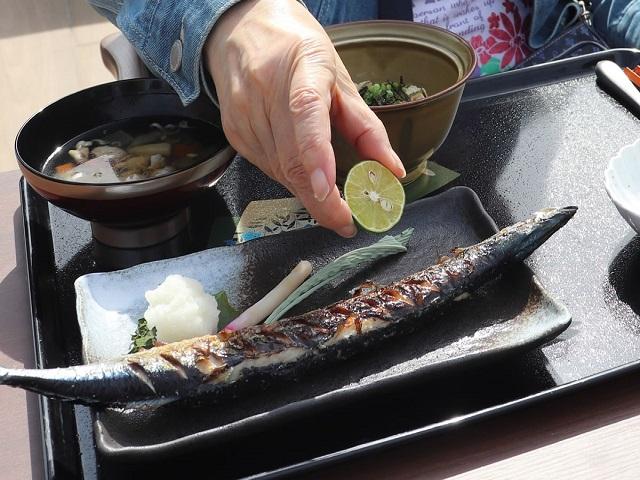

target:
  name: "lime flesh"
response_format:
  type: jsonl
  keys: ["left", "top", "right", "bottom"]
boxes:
{"left": 344, "top": 160, "right": 405, "bottom": 233}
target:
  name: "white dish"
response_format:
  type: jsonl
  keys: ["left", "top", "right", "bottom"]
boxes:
{"left": 605, "top": 138, "right": 640, "bottom": 233}
{"left": 74, "top": 247, "right": 243, "bottom": 363}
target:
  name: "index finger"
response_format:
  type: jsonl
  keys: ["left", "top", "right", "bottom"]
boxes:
{"left": 287, "top": 48, "right": 337, "bottom": 202}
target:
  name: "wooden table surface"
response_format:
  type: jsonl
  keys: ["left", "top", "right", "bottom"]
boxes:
{"left": 2, "top": 168, "right": 640, "bottom": 479}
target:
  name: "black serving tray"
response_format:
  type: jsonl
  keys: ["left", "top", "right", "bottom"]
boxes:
{"left": 20, "top": 49, "right": 640, "bottom": 479}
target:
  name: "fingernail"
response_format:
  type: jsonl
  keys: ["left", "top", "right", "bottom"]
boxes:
{"left": 388, "top": 146, "right": 406, "bottom": 178}
{"left": 310, "top": 168, "right": 330, "bottom": 201}
{"left": 338, "top": 222, "right": 357, "bottom": 238}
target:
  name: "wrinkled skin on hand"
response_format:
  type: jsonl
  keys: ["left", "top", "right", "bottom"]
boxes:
{"left": 205, "top": 0, "right": 405, "bottom": 237}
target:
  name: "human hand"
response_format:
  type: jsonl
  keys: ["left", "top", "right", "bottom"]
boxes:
{"left": 205, "top": 0, "right": 405, "bottom": 237}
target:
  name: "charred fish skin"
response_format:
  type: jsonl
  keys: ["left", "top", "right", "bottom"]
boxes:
{"left": 0, "top": 206, "right": 577, "bottom": 406}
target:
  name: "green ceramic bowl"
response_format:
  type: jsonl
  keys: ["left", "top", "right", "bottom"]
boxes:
{"left": 327, "top": 21, "right": 477, "bottom": 185}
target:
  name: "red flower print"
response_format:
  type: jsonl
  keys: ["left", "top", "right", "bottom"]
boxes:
{"left": 471, "top": 35, "right": 492, "bottom": 65}
{"left": 503, "top": 0, "right": 516, "bottom": 13}
{"left": 488, "top": 12, "right": 500, "bottom": 29}
{"left": 488, "top": 11, "right": 531, "bottom": 68}
{"left": 501, "top": 12, "right": 515, "bottom": 36}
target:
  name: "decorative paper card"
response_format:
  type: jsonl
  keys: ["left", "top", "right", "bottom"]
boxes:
{"left": 234, "top": 197, "right": 317, "bottom": 244}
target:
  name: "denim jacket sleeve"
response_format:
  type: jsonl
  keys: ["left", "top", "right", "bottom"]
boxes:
{"left": 89, "top": 0, "right": 250, "bottom": 105}
{"left": 89, "top": 0, "right": 381, "bottom": 106}
{"left": 591, "top": 0, "right": 640, "bottom": 48}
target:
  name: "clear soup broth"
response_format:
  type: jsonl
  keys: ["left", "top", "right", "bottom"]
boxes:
{"left": 43, "top": 117, "right": 223, "bottom": 184}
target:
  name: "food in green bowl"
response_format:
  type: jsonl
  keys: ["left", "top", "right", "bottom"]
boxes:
{"left": 357, "top": 77, "right": 428, "bottom": 106}
{"left": 327, "top": 21, "right": 477, "bottom": 185}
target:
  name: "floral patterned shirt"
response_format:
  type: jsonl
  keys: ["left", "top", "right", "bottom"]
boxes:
{"left": 412, "top": 0, "right": 533, "bottom": 76}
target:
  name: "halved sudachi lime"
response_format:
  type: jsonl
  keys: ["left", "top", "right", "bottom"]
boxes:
{"left": 344, "top": 160, "right": 405, "bottom": 233}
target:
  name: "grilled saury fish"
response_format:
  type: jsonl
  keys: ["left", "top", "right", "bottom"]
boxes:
{"left": 0, "top": 207, "right": 577, "bottom": 406}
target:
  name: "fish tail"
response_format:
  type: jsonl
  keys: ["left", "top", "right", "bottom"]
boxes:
{"left": 0, "top": 363, "right": 147, "bottom": 405}
{"left": 0, "top": 366, "right": 48, "bottom": 394}
{"left": 0, "top": 365, "right": 23, "bottom": 387}
{"left": 0, "top": 365, "right": 59, "bottom": 395}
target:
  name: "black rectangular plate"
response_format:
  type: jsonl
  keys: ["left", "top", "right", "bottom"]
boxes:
{"left": 83, "top": 187, "right": 570, "bottom": 457}
{"left": 20, "top": 49, "right": 640, "bottom": 479}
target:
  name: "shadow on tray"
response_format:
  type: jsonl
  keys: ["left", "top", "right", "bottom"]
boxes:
{"left": 608, "top": 234, "right": 640, "bottom": 321}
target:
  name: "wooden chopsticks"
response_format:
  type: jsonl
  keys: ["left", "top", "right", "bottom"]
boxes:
{"left": 623, "top": 66, "right": 640, "bottom": 89}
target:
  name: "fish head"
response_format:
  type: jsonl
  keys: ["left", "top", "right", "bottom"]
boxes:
{"left": 510, "top": 206, "right": 578, "bottom": 261}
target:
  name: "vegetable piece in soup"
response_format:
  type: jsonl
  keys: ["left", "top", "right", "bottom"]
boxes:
{"left": 44, "top": 117, "right": 222, "bottom": 184}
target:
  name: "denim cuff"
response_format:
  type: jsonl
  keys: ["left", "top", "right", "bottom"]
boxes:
{"left": 199, "top": 0, "right": 310, "bottom": 109}
{"left": 108, "top": 0, "right": 245, "bottom": 105}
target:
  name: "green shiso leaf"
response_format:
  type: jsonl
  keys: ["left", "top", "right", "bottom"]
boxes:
{"left": 264, "top": 228, "right": 414, "bottom": 324}
{"left": 128, "top": 318, "right": 157, "bottom": 354}
{"left": 214, "top": 290, "right": 240, "bottom": 331}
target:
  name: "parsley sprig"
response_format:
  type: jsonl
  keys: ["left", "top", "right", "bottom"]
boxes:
{"left": 128, "top": 318, "right": 157, "bottom": 354}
